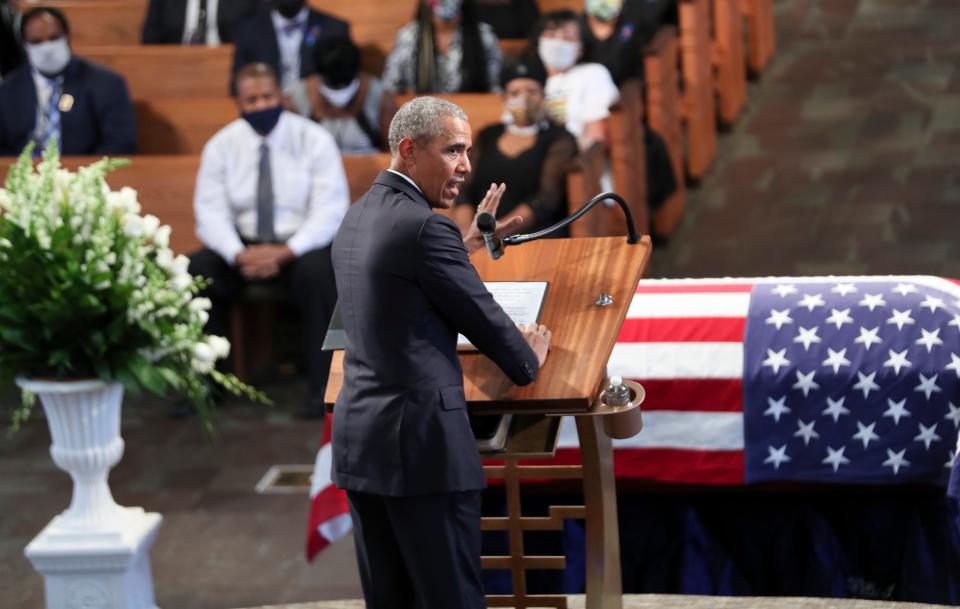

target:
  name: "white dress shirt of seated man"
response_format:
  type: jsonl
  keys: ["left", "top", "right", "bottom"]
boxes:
{"left": 194, "top": 62, "right": 349, "bottom": 280}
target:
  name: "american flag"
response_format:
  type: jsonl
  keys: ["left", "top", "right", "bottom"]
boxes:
{"left": 307, "top": 275, "right": 960, "bottom": 560}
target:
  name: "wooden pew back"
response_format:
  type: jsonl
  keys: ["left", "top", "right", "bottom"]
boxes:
{"left": 74, "top": 45, "right": 233, "bottom": 99}
{"left": 15, "top": 0, "right": 145, "bottom": 46}
{"left": 135, "top": 97, "right": 237, "bottom": 155}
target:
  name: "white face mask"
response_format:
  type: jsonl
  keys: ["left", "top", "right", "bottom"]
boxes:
{"left": 319, "top": 77, "right": 360, "bottom": 108}
{"left": 538, "top": 38, "right": 579, "bottom": 72}
{"left": 26, "top": 37, "right": 72, "bottom": 76}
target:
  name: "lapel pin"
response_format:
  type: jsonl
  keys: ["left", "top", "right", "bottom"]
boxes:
{"left": 58, "top": 94, "right": 75, "bottom": 113}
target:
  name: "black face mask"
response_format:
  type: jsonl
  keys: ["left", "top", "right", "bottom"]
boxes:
{"left": 271, "top": 0, "right": 304, "bottom": 18}
{"left": 242, "top": 105, "right": 283, "bottom": 135}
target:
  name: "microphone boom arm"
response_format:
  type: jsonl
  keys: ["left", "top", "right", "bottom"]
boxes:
{"left": 501, "top": 191, "right": 641, "bottom": 247}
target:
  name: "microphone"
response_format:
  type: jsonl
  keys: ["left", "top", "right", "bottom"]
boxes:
{"left": 476, "top": 212, "right": 505, "bottom": 260}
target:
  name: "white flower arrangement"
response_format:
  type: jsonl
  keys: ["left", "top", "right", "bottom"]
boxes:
{"left": 0, "top": 143, "right": 267, "bottom": 433}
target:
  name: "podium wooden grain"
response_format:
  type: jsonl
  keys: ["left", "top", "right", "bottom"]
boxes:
{"left": 325, "top": 235, "right": 651, "bottom": 609}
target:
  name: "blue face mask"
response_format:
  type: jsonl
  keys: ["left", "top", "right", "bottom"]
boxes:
{"left": 242, "top": 105, "right": 283, "bottom": 135}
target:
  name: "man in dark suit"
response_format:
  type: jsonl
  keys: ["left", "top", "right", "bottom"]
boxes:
{"left": 0, "top": 8, "right": 136, "bottom": 156}
{"left": 141, "top": 0, "right": 259, "bottom": 45}
{"left": 230, "top": 0, "right": 349, "bottom": 114}
{"left": 331, "top": 96, "right": 552, "bottom": 609}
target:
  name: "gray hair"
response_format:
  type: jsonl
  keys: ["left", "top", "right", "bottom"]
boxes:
{"left": 387, "top": 96, "right": 469, "bottom": 155}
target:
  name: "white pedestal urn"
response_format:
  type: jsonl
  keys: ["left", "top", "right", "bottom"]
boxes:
{"left": 16, "top": 378, "right": 163, "bottom": 609}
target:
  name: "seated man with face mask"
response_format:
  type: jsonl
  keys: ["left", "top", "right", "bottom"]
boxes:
{"left": 231, "top": 0, "right": 349, "bottom": 116}
{"left": 305, "top": 36, "right": 395, "bottom": 155}
{"left": 190, "top": 62, "right": 349, "bottom": 418}
{"left": 0, "top": 7, "right": 136, "bottom": 156}
{"left": 452, "top": 58, "right": 577, "bottom": 234}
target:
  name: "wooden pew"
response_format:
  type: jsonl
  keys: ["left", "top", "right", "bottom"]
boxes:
{"left": 15, "top": 0, "right": 146, "bottom": 46}
{"left": 678, "top": 0, "right": 717, "bottom": 180}
{"left": 135, "top": 97, "right": 237, "bottom": 155}
{"left": 74, "top": 45, "right": 233, "bottom": 99}
{"left": 711, "top": 0, "right": 747, "bottom": 124}
{"left": 742, "top": 0, "right": 775, "bottom": 74}
{"left": 643, "top": 27, "right": 686, "bottom": 239}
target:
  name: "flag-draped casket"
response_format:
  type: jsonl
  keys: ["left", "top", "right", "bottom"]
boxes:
{"left": 308, "top": 275, "right": 960, "bottom": 559}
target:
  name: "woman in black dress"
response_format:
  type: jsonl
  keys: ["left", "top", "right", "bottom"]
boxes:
{"left": 452, "top": 58, "right": 578, "bottom": 235}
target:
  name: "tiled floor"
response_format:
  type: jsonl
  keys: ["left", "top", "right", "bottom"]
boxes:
{"left": 4, "top": 1, "right": 960, "bottom": 608}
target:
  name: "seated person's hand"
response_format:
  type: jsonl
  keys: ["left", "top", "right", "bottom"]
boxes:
{"left": 518, "top": 322, "right": 551, "bottom": 368}
{"left": 462, "top": 182, "right": 524, "bottom": 255}
{"left": 236, "top": 244, "right": 295, "bottom": 280}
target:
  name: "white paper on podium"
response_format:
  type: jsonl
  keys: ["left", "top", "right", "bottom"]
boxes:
{"left": 457, "top": 281, "right": 549, "bottom": 350}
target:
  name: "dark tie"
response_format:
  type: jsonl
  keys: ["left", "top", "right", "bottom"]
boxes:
{"left": 190, "top": 0, "right": 208, "bottom": 45}
{"left": 256, "top": 142, "right": 276, "bottom": 242}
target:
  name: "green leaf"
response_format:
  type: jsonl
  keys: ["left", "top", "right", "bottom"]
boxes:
{"left": 129, "top": 355, "right": 168, "bottom": 396}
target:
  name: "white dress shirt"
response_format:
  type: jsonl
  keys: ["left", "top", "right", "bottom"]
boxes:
{"left": 31, "top": 69, "right": 61, "bottom": 146}
{"left": 182, "top": 0, "right": 221, "bottom": 46}
{"left": 194, "top": 111, "right": 349, "bottom": 263}
{"left": 270, "top": 7, "right": 308, "bottom": 90}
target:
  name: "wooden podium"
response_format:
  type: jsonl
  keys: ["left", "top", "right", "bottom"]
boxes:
{"left": 325, "top": 235, "right": 652, "bottom": 609}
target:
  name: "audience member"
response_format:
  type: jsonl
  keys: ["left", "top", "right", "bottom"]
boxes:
{"left": 453, "top": 58, "right": 576, "bottom": 235}
{"left": 473, "top": 0, "right": 539, "bottom": 40}
{"left": 581, "top": 0, "right": 654, "bottom": 85}
{"left": 0, "top": 0, "right": 23, "bottom": 79}
{"left": 382, "top": 0, "right": 502, "bottom": 94}
{"left": 142, "top": 0, "right": 259, "bottom": 45}
{"left": 305, "top": 36, "right": 394, "bottom": 154}
{"left": 190, "top": 62, "right": 349, "bottom": 417}
{"left": 232, "top": 0, "right": 349, "bottom": 116}
{"left": 0, "top": 8, "right": 136, "bottom": 156}
{"left": 534, "top": 10, "right": 619, "bottom": 149}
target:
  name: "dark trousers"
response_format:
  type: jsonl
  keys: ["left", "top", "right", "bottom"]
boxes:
{"left": 346, "top": 489, "right": 486, "bottom": 609}
{"left": 188, "top": 246, "right": 337, "bottom": 403}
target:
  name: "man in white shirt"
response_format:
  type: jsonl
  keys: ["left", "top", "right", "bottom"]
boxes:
{"left": 190, "top": 62, "right": 349, "bottom": 416}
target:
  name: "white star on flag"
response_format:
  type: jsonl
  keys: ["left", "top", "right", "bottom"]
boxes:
{"left": 858, "top": 293, "right": 886, "bottom": 311}
{"left": 883, "top": 398, "right": 911, "bottom": 425}
{"left": 945, "top": 402, "right": 960, "bottom": 428}
{"left": 798, "top": 293, "right": 826, "bottom": 311}
{"left": 772, "top": 284, "right": 798, "bottom": 297}
{"left": 852, "top": 421, "right": 880, "bottom": 449}
{"left": 882, "top": 349, "right": 912, "bottom": 375}
{"left": 792, "top": 370, "right": 820, "bottom": 397}
{"left": 949, "top": 313, "right": 960, "bottom": 330}
{"left": 831, "top": 283, "right": 858, "bottom": 296}
{"left": 793, "top": 326, "right": 822, "bottom": 351}
{"left": 852, "top": 371, "right": 880, "bottom": 399}
{"left": 764, "top": 396, "right": 791, "bottom": 422}
{"left": 794, "top": 419, "right": 820, "bottom": 446}
{"left": 892, "top": 283, "right": 918, "bottom": 296}
{"left": 947, "top": 353, "right": 960, "bottom": 378}
{"left": 914, "top": 373, "right": 942, "bottom": 401}
{"left": 825, "top": 308, "right": 854, "bottom": 330}
{"left": 947, "top": 451, "right": 957, "bottom": 469}
{"left": 886, "top": 309, "right": 915, "bottom": 331}
{"left": 915, "top": 328, "right": 944, "bottom": 352}
{"left": 765, "top": 309, "right": 793, "bottom": 330}
{"left": 914, "top": 423, "right": 942, "bottom": 450}
{"left": 822, "top": 348, "right": 851, "bottom": 374}
{"left": 882, "top": 448, "right": 910, "bottom": 474}
{"left": 822, "top": 446, "right": 850, "bottom": 472}
{"left": 853, "top": 326, "right": 882, "bottom": 351}
{"left": 764, "top": 445, "right": 791, "bottom": 469}
{"left": 762, "top": 348, "right": 790, "bottom": 374}
{"left": 822, "top": 397, "right": 850, "bottom": 422}
{"left": 920, "top": 295, "right": 945, "bottom": 313}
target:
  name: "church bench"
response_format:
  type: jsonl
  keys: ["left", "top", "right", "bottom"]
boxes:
{"left": 14, "top": 0, "right": 146, "bottom": 46}
{"left": 711, "top": 0, "right": 748, "bottom": 124}
{"left": 73, "top": 45, "right": 233, "bottom": 99}
{"left": 678, "top": 0, "right": 717, "bottom": 180}
{"left": 742, "top": 0, "right": 776, "bottom": 74}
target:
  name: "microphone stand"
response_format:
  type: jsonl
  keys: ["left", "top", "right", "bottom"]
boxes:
{"left": 501, "top": 191, "right": 642, "bottom": 249}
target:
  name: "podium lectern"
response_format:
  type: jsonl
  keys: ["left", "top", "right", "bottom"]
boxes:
{"left": 325, "top": 235, "right": 651, "bottom": 609}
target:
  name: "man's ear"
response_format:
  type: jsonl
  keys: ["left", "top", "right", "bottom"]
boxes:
{"left": 397, "top": 137, "right": 417, "bottom": 169}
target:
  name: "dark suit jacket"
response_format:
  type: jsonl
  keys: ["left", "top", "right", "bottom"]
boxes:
{"left": 331, "top": 171, "right": 539, "bottom": 497}
{"left": 230, "top": 7, "right": 349, "bottom": 92}
{"left": 0, "top": 58, "right": 137, "bottom": 156}
{"left": 141, "top": 0, "right": 259, "bottom": 44}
